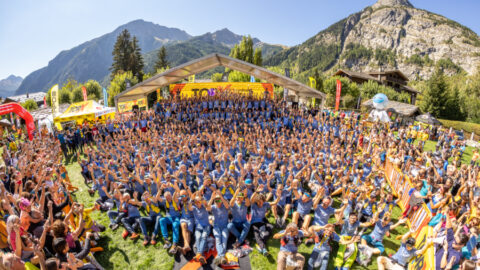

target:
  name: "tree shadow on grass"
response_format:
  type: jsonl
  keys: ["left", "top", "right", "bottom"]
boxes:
{"left": 93, "top": 235, "right": 130, "bottom": 269}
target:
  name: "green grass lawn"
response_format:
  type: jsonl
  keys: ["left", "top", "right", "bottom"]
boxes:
{"left": 421, "top": 139, "right": 475, "bottom": 164}
{"left": 65, "top": 155, "right": 407, "bottom": 270}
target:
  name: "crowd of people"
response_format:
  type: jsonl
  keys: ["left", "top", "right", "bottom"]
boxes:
{"left": 1, "top": 91, "right": 479, "bottom": 270}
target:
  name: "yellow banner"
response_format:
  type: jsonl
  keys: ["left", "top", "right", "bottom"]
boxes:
{"left": 408, "top": 225, "right": 435, "bottom": 270}
{"left": 169, "top": 82, "right": 274, "bottom": 98}
{"left": 50, "top": 84, "right": 59, "bottom": 116}
{"left": 118, "top": 98, "right": 147, "bottom": 113}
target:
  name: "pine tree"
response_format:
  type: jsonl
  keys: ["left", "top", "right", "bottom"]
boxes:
{"left": 253, "top": 48, "right": 262, "bottom": 66}
{"left": 110, "top": 29, "right": 133, "bottom": 78}
{"left": 110, "top": 29, "right": 144, "bottom": 81}
{"left": 154, "top": 46, "right": 169, "bottom": 72}
{"left": 420, "top": 69, "right": 449, "bottom": 118}
{"left": 130, "top": 36, "right": 144, "bottom": 81}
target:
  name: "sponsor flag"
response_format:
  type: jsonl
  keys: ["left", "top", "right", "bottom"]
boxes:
{"left": 82, "top": 86, "right": 88, "bottom": 101}
{"left": 103, "top": 87, "right": 108, "bottom": 106}
{"left": 335, "top": 79, "right": 342, "bottom": 111}
{"left": 50, "top": 84, "right": 59, "bottom": 116}
{"left": 43, "top": 96, "right": 47, "bottom": 107}
{"left": 156, "top": 88, "right": 161, "bottom": 101}
{"left": 309, "top": 77, "right": 316, "bottom": 89}
{"left": 250, "top": 75, "right": 255, "bottom": 83}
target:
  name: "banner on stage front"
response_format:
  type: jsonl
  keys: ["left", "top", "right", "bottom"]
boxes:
{"left": 169, "top": 82, "right": 274, "bottom": 98}
{"left": 118, "top": 98, "right": 147, "bottom": 113}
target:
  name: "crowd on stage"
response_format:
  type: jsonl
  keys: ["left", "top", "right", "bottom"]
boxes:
{"left": 1, "top": 91, "right": 479, "bottom": 270}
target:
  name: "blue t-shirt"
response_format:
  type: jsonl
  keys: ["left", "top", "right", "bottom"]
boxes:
{"left": 212, "top": 204, "right": 229, "bottom": 228}
{"left": 391, "top": 243, "right": 417, "bottom": 267}
{"left": 279, "top": 230, "right": 305, "bottom": 253}
{"left": 314, "top": 206, "right": 335, "bottom": 226}
{"left": 314, "top": 230, "right": 340, "bottom": 252}
{"left": 191, "top": 204, "right": 208, "bottom": 225}
{"left": 251, "top": 202, "right": 270, "bottom": 223}
{"left": 369, "top": 221, "right": 392, "bottom": 242}
{"left": 231, "top": 202, "right": 248, "bottom": 223}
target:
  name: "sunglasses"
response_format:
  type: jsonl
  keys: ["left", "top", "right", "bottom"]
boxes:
{"left": 215, "top": 199, "right": 222, "bottom": 203}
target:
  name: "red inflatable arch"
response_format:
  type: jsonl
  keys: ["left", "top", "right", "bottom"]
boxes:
{"left": 0, "top": 103, "right": 35, "bottom": 140}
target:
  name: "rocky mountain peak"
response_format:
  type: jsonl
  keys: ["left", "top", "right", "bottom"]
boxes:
{"left": 372, "top": 0, "right": 414, "bottom": 9}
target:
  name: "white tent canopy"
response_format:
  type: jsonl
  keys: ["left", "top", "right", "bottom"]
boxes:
{"left": 115, "top": 53, "right": 326, "bottom": 107}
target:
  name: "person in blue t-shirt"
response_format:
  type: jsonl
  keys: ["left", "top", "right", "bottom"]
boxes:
{"left": 138, "top": 191, "right": 162, "bottom": 246}
{"left": 207, "top": 190, "right": 230, "bottom": 266}
{"left": 189, "top": 195, "right": 211, "bottom": 265}
{"left": 307, "top": 223, "right": 357, "bottom": 270}
{"left": 360, "top": 213, "right": 406, "bottom": 255}
{"left": 250, "top": 190, "right": 280, "bottom": 256}
{"left": 273, "top": 223, "right": 308, "bottom": 270}
{"left": 228, "top": 188, "right": 251, "bottom": 248}
{"left": 157, "top": 188, "right": 182, "bottom": 255}
{"left": 377, "top": 227, "right": 432, "bottom": 270}
{"left": 119, "top": 193, "right": 142, "bottom": 241}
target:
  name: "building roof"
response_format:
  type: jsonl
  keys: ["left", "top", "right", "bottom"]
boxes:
{"left": 334, "top": 69, "right": 379, "bottom": 82}
{"left": 115, "top": 53, "right": 325, "bottom": 104}
{"left": 362, "top": 99, "right": 419, "bottom": 117}
{"left": 30, "top": 104, "right": 70, "bottom": 121}
{"left": 400, "top": 85, "right": 420, "bottom": 94}
{"left": 367, "top": 70, "right": 410, "bottom": 81}
{"left": 8, "top": 92, "right": 46, "bottom": 104}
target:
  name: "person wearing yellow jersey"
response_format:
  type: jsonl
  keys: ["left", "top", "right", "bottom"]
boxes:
{"left": 158, "top": 187, "right": 182, "bottom": 254}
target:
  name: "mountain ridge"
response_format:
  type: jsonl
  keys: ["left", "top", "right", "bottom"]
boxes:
{"left": 263, "top": 0, "right": 480, "bottom": 80}
{"left": 0, "top": 75, "right": 23, "bottom": 97}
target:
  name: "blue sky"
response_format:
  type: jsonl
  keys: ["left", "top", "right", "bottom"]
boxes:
{"left": 1, "top": 0, "right": 479, "bottom": 80}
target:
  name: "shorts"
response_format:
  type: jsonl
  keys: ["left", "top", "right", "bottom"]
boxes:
{"left": 181, "top": 218, "right": 194, "bottom": 232}
{"left": 362, "top": 235, "right": 385, "bottom": 254}
{"left": 382, "top": 257, "right": 407, "bottom": 270}
{"left": 141, "top": 127, "right": 147, "bottom": 132}
{"left": 275, "top": 204, "right": 286, "bottom": 216}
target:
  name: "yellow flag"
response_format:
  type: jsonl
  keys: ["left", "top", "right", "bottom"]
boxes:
{"left": 309, "top": 77, "right": 316, "bottom": 89}
{"left": 50, "top": 84, "right": 59, "bottom": 116}
{"left": 188, "top": 75, "right": 195, "bottom": 83}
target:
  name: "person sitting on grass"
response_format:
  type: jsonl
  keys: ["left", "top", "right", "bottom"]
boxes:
{"left": 138, "top": 190, "right": 162, "bottom": 246}
{"left": 207, "top": 190, "right": 230, "bottom": 266}
{"left": 377, "top": 227, "right": 433, "bottom": 270}
{"left": 179, "top": 189, "right": 195, "bottom": 254}
{"left": 250, "top": 189, "right": 280, "bottom": 256}
{"left": 333, "top": 211, "right": 371, "bottom": 270}
{"left": 119, "top": 192, "right": 141, "bottom": 241}
{"left": 360, "top": 213, "right": 406, "bottom": 256}
{"left": 307, "top": 223, "right": 359, "bottom": 270}
{"left": 273, "top": 222, "right": 308, "bottom": 270}
{"left": 190, "top": 194, "right": 211, "bottom": 265}
{"left": 228, "top": 187, "right": 251, "bottom": 249}
{"left": 268, "top": 182, "right": 291, "bottom": 228}
{"left": 158, "top": 188, "right": 182, "bottom": 255}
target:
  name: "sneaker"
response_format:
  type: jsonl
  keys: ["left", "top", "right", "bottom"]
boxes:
{"left": 213, "top": 257, "right": 221, "bottom": 266}
{"left": 150, "top": 239, "right": 157, "bottom": 245}
{"left": 110, "top": 223, "right": 119, "bottom": 231}
{"left": 275, "top": 218, "right": 282, "bottom": 227}
{"left": 262, "top": 248, "right": 269, "bottom": 256}
{"left": 220, "top": 256, "right": 227, "bottom": 265}
{"left": 281, "top": 218, "right": 287, "bottom": 227}
{"left": 130, "top": 233, "right": 140, "bottom": 240}
{"left": 143, "top": 239, "right": 149, "bottom": 246}
{"left": 168, "top": 244, "right": 178, "bottom": 255}
{"left": 163, "top": 240, "right": 172, "bottom": 249}
{"left": 122, "top": 230, "right": 129, "bottom": 239}
{"left": 233, "top": 241, "right": 241, "bottom": 249}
